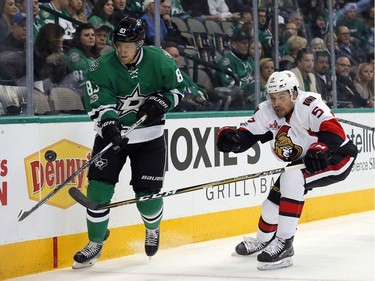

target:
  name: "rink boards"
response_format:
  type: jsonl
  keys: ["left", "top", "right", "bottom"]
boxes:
{"left": 0, "top": 111, "right": 374, "bottom": 279}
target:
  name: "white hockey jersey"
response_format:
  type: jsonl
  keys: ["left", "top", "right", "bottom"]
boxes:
{"left": 239, "top": 90, "right": 347, "bottom": 162}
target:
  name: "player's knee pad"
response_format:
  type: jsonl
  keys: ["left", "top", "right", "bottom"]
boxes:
{"left": 280, "top": 169, "right": 305, "bottom": 200}
{"left": 87, "top": 180, "right": 115, "bottom": 205}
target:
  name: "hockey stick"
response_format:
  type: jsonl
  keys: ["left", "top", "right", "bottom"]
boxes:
{"left": 69, "top": 163, "right": 306, "bottom": 210}
{"left": 17, "top": 116, "right": 147, "bottom": 222}
{"left": 337, "top": 118, "right": 374, "bottom": 131}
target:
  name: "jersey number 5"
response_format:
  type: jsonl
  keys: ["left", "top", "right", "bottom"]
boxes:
{"left": 312, "top": 106, "right": 324, "bottom": 118}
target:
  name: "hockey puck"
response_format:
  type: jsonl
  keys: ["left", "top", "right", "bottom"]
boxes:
{"left": 44, "top": 150, "right": 57, "bottom": 162}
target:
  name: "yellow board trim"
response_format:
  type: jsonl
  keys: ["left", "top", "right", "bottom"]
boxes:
{"left": 1, "top": 188, "right": 374, "bottom": 280}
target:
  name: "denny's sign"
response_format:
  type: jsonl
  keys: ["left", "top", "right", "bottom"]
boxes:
{"left": 24, "top": 139, "right": 92, "bottom": 209}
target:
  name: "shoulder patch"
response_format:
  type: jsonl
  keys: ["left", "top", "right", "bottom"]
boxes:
{"left": 89, "top": 59, "right": 99, "bottom": 72}
{"left": 222, "top": 57, "right": 230, "bottom": 66}
{"left": 41, "top": 11, "right": 50, "bottom": 18}
{"left": 69, "top": 52, "right": 80, "bottom": 63}
{"left": 303, "top": 96, "right": 316, "bottom": 106}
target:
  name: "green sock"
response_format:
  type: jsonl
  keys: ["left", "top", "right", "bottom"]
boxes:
{"left": 136, "top": 192, "right": 164, "bottom": 229}
{"left": 86, "top": 180, "right": 114, "bottom": 242}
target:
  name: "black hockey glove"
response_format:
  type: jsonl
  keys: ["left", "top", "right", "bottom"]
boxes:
{"left": 101, "top": 119, "right": 129, "bottom": 152}
{"left": 216, "top": 126, "right": 241, "bottom": 153}
{"left": 304, "top": 142, "right": 330, "bottom": 174}
{"left": 137, "top": 93, "right": 171, "bottom": 126}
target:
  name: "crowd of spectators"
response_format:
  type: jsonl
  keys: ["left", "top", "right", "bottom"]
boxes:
{"left": 0, "top": 0, "right": 374, "bottom": 115}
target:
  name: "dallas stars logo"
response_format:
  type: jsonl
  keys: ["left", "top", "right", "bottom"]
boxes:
{"left": 116, "top": 84, "right": 145, "bottom": 118}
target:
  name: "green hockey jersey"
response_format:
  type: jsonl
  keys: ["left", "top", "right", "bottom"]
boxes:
{"left": 85, "top": 46, "right": 185, "bottom": 143}
{"left": 66, "top": 48, "right": 96, "bottom": 85}
{"left": 216, "top": 51, "right": 254, "bottom": 94}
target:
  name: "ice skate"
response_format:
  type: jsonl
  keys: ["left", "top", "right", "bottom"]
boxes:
{"left": 72, "top": 230, "right": 110, "bottom": 269}
{"left": 257, "top": 236, "right": 294, "bottom": 270}
{"left": 145, "top": 226, "right": 160, "bottom": 258}
{"left": 232, "top": 236, "right": 272, "bottom": 256}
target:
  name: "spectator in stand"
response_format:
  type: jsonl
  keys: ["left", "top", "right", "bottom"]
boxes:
{"left": 336, "top": 25, "right": 364, "bottom": 67}
{"left": 43, "top": 52, "right": 83, "bottom": 98}
{"left": 279, "top": 35, "right": 307, "bottom": 70}
{"left": 170, "top": 0, "right": 191, "bottom": 21}
{"left": 313, "top": 50, "right": 332, "bottom": 104}
{"left": 65, "top": 0, "right": 88, "bottom": 23}
{"left": 93, "top": 23, "right": 113, "bottom": 56}
{"left": 0, "top": 0, "right": 18, "bottom": 42}
{"left": 142, "top": 0, "right": 185, "bottom": 46}
{"left": 38, "top": 0, "right": 76, "bottom": 40}
{"left": 354, "top": 63, "right": 374, "bottom": 101}
{"left": 288, "top": 10, "right": 308, "bottom": 39}
{"left": 279, "top": 22, "right": 298, "bottom": 57}
{"left": 0, "top": 11, "right": 26, "bottom": 53}
{"left": 300, "top": 0, "right": 326, "bottom": 27}
{"left": 66, "top": 23, "right": 97, "bottom": 86}
{"left": 269, "top": 14, "right": 286, "bottom": 35}
{"left": 360, "top": 5, "right": 374, "bottom": 58}
{"left": 207, "top": 0, "right": 240, "bottom": 22}
{"left": 306, "top": 14, "right": 326, "bottom": 42}
{"left": 257, "top": 8, "right": 273, "bottom": 58}
{"left": 142, "top": 0, "right": 167, "bottom": 45}
{"left": 258, "top": 57, "right": 274, "bottom": 101}
{"left": 162, "top": 41, "right": 210, "bottom": 111}
{"left": 323, "top": 32, "right": 342, "bottom": 57}
{"left": 17, "top": 0, "right": 41, "bottom": 41}
{"left": 290, "top": 48, "right": 317, "bottom": 92}
{"left": 160, "top": 0, "right": 186, "bottom": 45}
{"left": 248, "top": 39, "right": 263, "bottom": 74}
{"left": 113, "top": 0, "right": 133, "bottom": 27}
{"left": 88, "top": 0, "right": 114, "bottom": 44}
{"left": 232, "top": 5, "right": 252, "bottom": 34}
{"left": 335, "top": 56, "right": 373, "bottom": 108}
{"left": 216, "top": 31, "right": 254, "bottom": 109}
{"left": 335, "top": 3, "right": 364, "bottom": 45}
{"left": 309, "top": 37, "right": 326, "bottom": 53}
{"left": 34, "top": 23, "right": 65, "bottom": 82}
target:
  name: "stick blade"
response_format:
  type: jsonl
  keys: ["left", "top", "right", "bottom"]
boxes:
{"left": 17, "top": 209, "right": 29, "bottom": 222}
{"left": 69, "top": 187, "right": 99, "bottom": 209}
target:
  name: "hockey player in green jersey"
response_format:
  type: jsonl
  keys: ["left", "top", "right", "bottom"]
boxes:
{"left": 72, "top": 17, "right": 184, "bottom": 269}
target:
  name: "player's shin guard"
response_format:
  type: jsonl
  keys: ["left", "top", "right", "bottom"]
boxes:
{"left": 136, "top": 193, "right": 163, "bottom": 257}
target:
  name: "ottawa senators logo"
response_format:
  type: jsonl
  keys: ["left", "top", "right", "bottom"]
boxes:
{"left": 273, "top": 126, "right": 303, "bottom": 161}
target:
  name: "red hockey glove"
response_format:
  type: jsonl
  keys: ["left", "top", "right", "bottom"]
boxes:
{"left": 137, "top": 93, "right": 171, "bottom": 125}
{"left": 304, "top": 142, "right": 329, "bottom": 174}
{"left": 101, "top": 120, "right": 129, "bottom": 152}
{"left": 216, "top": 126, "right": 241, "bottom": 153}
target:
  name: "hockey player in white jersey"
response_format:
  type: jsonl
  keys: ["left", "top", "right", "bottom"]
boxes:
{"left": 216, "top": 70, "right": 358, "bottom": 270}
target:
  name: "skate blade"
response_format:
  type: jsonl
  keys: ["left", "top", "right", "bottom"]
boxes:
{"left": 231, "top": 251, "right": 253, "bottom": 257}
{"left": 257, "top": 257, "right": 293, "bottom": 271}
{"left": 72, "top": 258, "right": 97, "bottom": 269}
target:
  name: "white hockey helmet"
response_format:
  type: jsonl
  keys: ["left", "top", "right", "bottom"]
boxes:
{"left": 265, "top": 71, "right": 299, "bottom": 96}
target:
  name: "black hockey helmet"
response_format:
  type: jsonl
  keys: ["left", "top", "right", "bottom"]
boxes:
{"left": 113, "top": 17, "right": 146, "bottom": 44}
